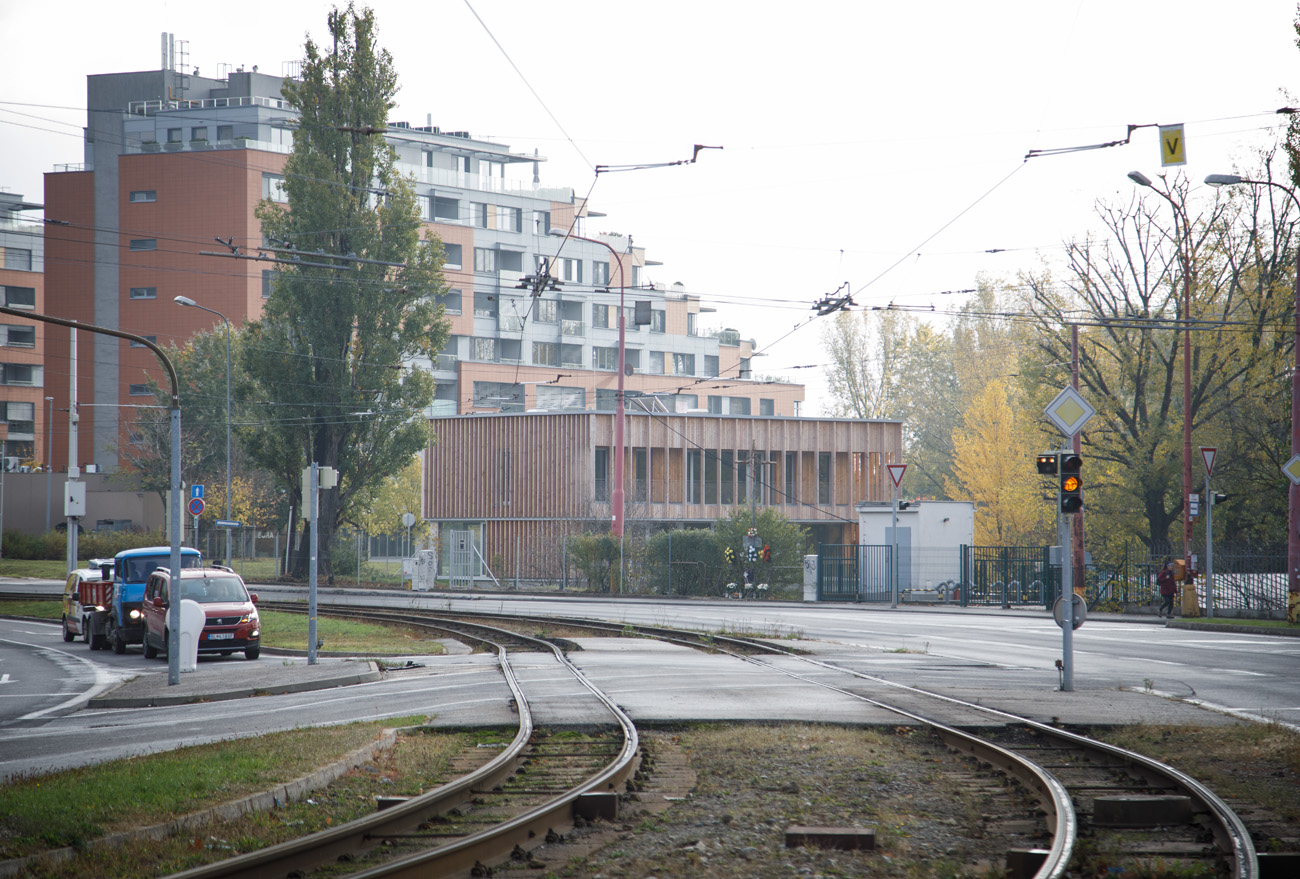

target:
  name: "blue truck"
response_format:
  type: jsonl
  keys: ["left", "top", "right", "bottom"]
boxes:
{"left": 104, "top": 545, "right": 202, "bottom": 654}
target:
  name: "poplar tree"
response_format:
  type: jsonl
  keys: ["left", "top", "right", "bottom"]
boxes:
{"left": 246, "top": 4, "right": 448, "bottom": 579}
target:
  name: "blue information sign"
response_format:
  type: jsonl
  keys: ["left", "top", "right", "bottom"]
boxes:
{"left": 191, "top": 484, "right": 205, "bottom": 499}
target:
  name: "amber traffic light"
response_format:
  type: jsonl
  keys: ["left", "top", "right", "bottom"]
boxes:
{"left": 1060, "top": 454, "right": 1083, "bottom": 513}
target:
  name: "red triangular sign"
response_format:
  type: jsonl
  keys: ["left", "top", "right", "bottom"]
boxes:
{"left": 887, "top": 463, "right": 907, "bottom": 488}
{"left": 1200, "top": 447, "right": 1216, "bottom": 477}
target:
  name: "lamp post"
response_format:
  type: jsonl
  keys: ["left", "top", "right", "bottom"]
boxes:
{"left": 1205, "top": 173, "right": 1300, "bottom": 623}
{"left": 1128, "top": 171, "right": 1195, "bottom": 592}
{"left": 548, "top": 228, "right": 628, "bottom": 539}
{"left": 45, "top": 396, "right": 53, "bottom": 531}
{"left": 174, "top": 295, "right": 232, "bottom": 567}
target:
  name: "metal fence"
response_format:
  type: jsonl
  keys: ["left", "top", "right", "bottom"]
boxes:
{"left": 959, "top": 546, "right": 1056, "bottom": 608}
{"left": 1090, "top": 544, "right": 1288, "bottom": 614}
{"left": 816, "top": 545, "right": 964, "bottom": 603}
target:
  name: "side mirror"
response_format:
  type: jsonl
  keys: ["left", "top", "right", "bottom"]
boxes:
{"left": 249, "top": 593, "right": 259, "bottom": 605}
{"left": 152, "top": 596, "right": 165, "bottom": 609}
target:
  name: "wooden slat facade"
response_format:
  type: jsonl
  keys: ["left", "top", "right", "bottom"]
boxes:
{"left": 424, "top": 411, "right": 902, "bottom": 581}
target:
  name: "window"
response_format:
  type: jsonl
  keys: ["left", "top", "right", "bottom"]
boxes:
{"left": 687, "top": 450, "right": 702, "bottom": 504}
{"left": 471, "top": 202, "right": 488, "bottom": 228}
{"left": 532, "top": 210, "right": 550, "bottom": 235}
{"left": 470, "top": 337, "right": 496, "bottom": 361}
{"left": 432, "top": 196, "right": 459, "bottom": 222}
{"left": 262, "top": 270, "right": 274, "bottom": 299}
{"left": 261, "top": 173, "right": 288, "bottom": 203}
{"left": 4, "top": 401, "right": 34, "bottom": 435}
{"left": 687, "top": 312, "right": 698, "bottom": 336}
{"left": 536, "top": 299, "right": 557, "bottom": 323}
{"left": 819, "top": 452, "right": 831, "bottom": 504}
{"left": 3, "top": 248, "right": 31, "bottom": 271}
{"left": 532, "top": 341, "right": 558, "bottom": 366}
{"left": 438, "top": 288, "right": 462, "bottom": 314}
{"left": 592, "top": 261, "right": 610, "bottom": 286}
{"left": 535, "top": 385, "right": 585, "bottom": 410}
{"left": 729, "top": 396, "right": 751, "bottom": 416}
{"left": 785, "top": 451, "right": 798, "bottom": 503}
{"left": 499, "top": 298, "right": 525, "bottom": 332}
{"left": 592, "top": 304, "right": 610, "bottom": 329}
{"left": 672, "top": 352, "right": 695, "bottom": 376}
{"left": 594, "top": 447, "right": 609, "bottom": 501}
{"left": 496, "top": 206, "right": 522, "bottom": 232}
{"left": 474, "top": 247, "right": 496, "bottom": 273}
{"left": 704, "top": 355, "right": 719, "bottom": 377}
{"left": 633, "top": 448, "right": 648, "bottom": 501}
{"left": 473, "top": 291, "right": 497, "bottom": 317}
{"left": 129, "top": 335, "right": 158, "bottom": 348}
{"left": 499, "top": 250, "right": 523, "bottom": 273}
{"left": 649, "top": 351, "right": 665, "bottom": 374}
{"left": 129, "top": 239, "right": 157, "bottom": 252}
{"left": 0, "top": 364, "right": 36, "bottom": 385}
{"left": 560, "top": 343, "right": 583, "bottom": 367}
{"left": 760, "top": 398, "right": 774, "bottom": 416}
{"left": 558, "top": 257, "right": 582, "bottom": 283}
{"left": 473, "top": 380, "right": 522, "bottom": 411}
{"left": 499, "top": 339, "right": 521, "bottom": 362}
{"left": 442, "top": 242, "right": 462, "bottom": 269}
{"left": 720, "top": 450, "right": 733, "bottom": 504}
{"left": 707, "top": 395, "right": 722, "bottom": 414}
{"left": 166, "top": 128, "right": 182, "bottom": 143}
{"left": 651, "top": 309, "right": 665, "bottom": 333}
{"left": 128, "top": 383, "right": 151, "bottom": 396}
{"left": 594, "top": 347, "right": 618, "bottom": 371}
{"left": 191, "top": 126, "right": 207, "bottom": 141}
{"left": 216, "top": 125, "right": 233, "bottom": 141}
{"left": 1, "top": 325, "right": 35, "bottom": 347}
{"left": 624, "top": 349, "right": 641, "bottom": 371}
{"left": 2, "top": 287, "right": 35, "bottom": 309}
{"left": 129, "top": 287, "right": 156, "bottom": 300}
{"left": 705, "top": 451, "right": 718, "bottom": 504}
{"left": 129, "top": 190, "right": 157, "bottom": 203}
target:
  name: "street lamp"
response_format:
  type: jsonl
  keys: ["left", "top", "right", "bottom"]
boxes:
{"left": 1128, "top": 171, "right": 1195, "bottom": 588}
{"left": 547, "top": 228, "right": 628, "bottom": 539}
{"left": 1205, "top": 173, "right": 1300, "bottom": 624}
{"left": 174, "top": 295, "right": 233, "bottom": 567}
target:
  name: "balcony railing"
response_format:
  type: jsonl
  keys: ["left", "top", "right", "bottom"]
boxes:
{"left": 561, "top": 319, "right": 585, "bottom": 337}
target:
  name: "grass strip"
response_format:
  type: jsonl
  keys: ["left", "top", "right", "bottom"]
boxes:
{"left": 0, "top": 718, "right": 427, "bottom": 861}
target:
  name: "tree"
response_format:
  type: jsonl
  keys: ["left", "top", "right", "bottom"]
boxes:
{"left": 245, "top": 4, "right": 449, "bottom": 580}
{"left": 1022, "top": 172, "right": 1292, "bottom": 552}
{"left": 944, "top": 378, "right": 1052, "bottom": 545}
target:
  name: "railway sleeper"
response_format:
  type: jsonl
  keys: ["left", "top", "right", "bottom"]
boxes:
{"left": 1090, "top": 794, "right": 1197, "bottom": 827}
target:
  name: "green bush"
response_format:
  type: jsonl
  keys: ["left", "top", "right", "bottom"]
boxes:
{"left": 566, "top": 533, "right": 620, "bottom": 592}
{"left": 0, "top": 530, "right": 170, "bottom": 561}
{"left": 645, "top": 528, "right": 723, "bottom": 596}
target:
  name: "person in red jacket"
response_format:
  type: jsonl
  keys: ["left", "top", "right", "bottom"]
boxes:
{"left": 1156, "top": 561, "right": 1177, "bottom": 618}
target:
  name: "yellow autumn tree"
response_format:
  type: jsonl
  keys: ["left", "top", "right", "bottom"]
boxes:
{"left": 944, "top": 378, "right": 1053, "bottom": 545}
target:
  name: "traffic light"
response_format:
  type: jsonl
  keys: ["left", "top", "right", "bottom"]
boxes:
{"left": 1211, "top": 492, "right": 1228, "bottom": 507}
{"left": 1059, "top": 454, "right": 1083, "bottom": 513}
{"left": 1036, "top": 453, "right": 1059, "bottom": 475}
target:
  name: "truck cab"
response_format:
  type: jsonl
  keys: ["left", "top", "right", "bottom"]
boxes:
{"left": 61, "top": 559, "right": 114, "bottom": 649}
{"left": 107, "top": 546, "right": 202, "bottom": 654}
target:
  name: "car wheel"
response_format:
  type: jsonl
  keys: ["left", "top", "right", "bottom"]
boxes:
{"left": 90, "top": 630, "right": 107, "bottom": 650}
{"left": 82, "top": 618, "right": 92, "bottom": 645}
{"left": 62, "top": 616, "right": 76, "bottom": 642}
{"left": 143, "top": 635, "right": 158, "bottom": 659}
{"left": 220, "top": 651, "right": 233, "bottom": 657}
{"left": 244, "top": 646, "right": 260, "bottom": 660}
{"left": 110, "top": 621, "right": 127, "bottom": 655}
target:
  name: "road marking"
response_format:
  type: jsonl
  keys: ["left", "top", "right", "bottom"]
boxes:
{"left": 0, "top": 674, "right": 10, "bottom": 684}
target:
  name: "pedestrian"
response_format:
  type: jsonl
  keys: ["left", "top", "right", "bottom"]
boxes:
{"left": 1156, "top": 560, "right": 1176, "bottom": 618}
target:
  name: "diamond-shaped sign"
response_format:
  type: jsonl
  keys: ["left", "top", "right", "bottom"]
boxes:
{"left": 1044, "top": 386, "right": 1096, "bottom": 437}
{"left": 1283, "top": 454, "right": 1300, "bottom": 486}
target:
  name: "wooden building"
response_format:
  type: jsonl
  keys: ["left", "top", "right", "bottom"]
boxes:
{"left": 423, "top": 411, "right": 903, "bottom": 583}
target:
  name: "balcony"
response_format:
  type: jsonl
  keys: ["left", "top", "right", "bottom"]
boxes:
{"left": 561, "top": 319, "right": 585, "bottom": 337}
{"left": 435, "top": 354, "right": 457, "bottom": 373}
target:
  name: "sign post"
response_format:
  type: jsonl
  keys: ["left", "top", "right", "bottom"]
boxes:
{"left": 1201, "top": 447, "right": 1217, "bottom": 619}
{"left": 1044, "top": 387, "right": 1096, "bottom": 693}
{"left": 887, "top": 464, "right": 907, "bottom": 608}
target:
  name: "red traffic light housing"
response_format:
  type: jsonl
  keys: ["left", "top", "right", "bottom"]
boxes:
{"left": 1060, "top": 454, "right": 1083, "bottom": 513}
{"left": 1036, "top": 453, "right": 1059, "bottom": 475}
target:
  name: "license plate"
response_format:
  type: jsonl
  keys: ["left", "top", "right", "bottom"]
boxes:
{"left": 207, "top": 632, "right": 235, "bottom": 640}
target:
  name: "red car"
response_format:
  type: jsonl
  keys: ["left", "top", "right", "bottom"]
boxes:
{"left": 141, "top": 567, "right": 261, "bottom": 660}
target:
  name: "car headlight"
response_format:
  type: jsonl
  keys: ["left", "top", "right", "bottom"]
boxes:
{"left": 128, "top": 609, "right": 143, "bottom": 621}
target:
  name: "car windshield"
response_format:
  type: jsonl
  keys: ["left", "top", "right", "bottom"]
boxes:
{"left": 178, "top": 576, "right": 248, "bottom": 603}
{"left": 126, "top": 555, "right": 200, "bottom": 582}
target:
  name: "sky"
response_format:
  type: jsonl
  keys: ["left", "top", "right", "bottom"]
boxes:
{"left": 2, "top": 0, "right": 1297, "bottom": 414}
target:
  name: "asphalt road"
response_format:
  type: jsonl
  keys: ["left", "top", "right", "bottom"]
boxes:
{"left": 2, "top": 580, "right": 1297, "bottom": 781}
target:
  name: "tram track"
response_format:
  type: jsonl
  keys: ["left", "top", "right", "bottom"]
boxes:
{"left": 308, "top": 601, "right": 1261, "bottom": 879}
{"left": 158, "top": 608, "right": 638, "bottom": 879}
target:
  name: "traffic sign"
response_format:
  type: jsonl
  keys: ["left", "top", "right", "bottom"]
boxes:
{"left": 1283, "top": 454, "right": 1300, "bottom": 486}
{"left": 1044, "top": 386, "right": 1096, "bottom": 437}
{"left": 1200, "top": 447, "right": 1216, "bottom": 477}
{"left": 1053, "top": 593, "right": 1087, "bottom": 630}
{"left": 191, "top": 484, "right": 204, "bottom": 499}
{"left": 1160, "top": 123, "right": 1186, "bottom": 167}
{"left": 187, "top": 497, "right": 205, "bottom": 517}
{"left": 215, "top": 519, "right": 241, "bottom": 528}
{"left": 887, "top": 463, "right": 907, "bottom": 488}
